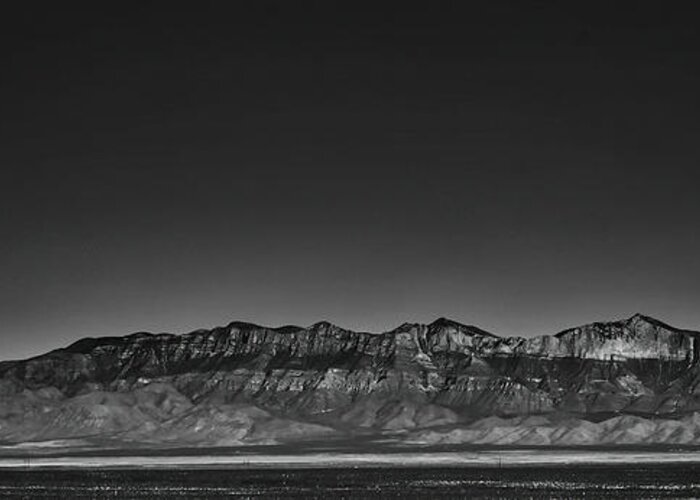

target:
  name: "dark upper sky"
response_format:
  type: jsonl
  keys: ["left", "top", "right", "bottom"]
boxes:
{"left": 2, "top": 2, "right": 700, "bottom": 360}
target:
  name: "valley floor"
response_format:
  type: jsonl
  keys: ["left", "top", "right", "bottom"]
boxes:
{"left": 1, "top": 465, "right": 699, "bottom": 499}
{"left": 2, "top": 448, "right": 700, "bottom": 468}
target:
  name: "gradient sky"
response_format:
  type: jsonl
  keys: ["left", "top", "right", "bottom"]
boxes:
{"left": 2, "top": 2, "right": 700, "bottom": 361}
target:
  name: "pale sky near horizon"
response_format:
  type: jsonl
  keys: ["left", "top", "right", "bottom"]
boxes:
{"left": 2, "top": 2, "right": 700, "bottom": 361}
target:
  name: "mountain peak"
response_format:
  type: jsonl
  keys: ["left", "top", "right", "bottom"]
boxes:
{"left": 628, "top": 312, "right": 654, "bottom": 323}
{"left": 625, "top": 313, "right": 679, "bottom": 331}
{"left": 429, "top": 317, "right": 498, "bottom": 337}
{"left": 430, "top": 317, "right": 464, "bottom": 328}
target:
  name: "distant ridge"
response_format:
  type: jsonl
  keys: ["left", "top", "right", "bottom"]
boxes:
{"left": 36, "top": 313, "right": 698, "bottom": 353}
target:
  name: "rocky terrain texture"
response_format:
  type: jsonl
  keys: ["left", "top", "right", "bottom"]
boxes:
{"left": 1, "top": 313, "right": 699, "bottom": 447}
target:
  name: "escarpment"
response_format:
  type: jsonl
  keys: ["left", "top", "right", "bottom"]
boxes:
{"left": 1, "top": 314, "right": 699, "bottom": 446}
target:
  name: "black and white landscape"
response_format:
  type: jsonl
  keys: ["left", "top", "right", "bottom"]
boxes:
{"left": 2, "top": 313, "right": 700, "bottom": 451}
{"left": 3, "top": 0, "right": 700, "bottom": 496}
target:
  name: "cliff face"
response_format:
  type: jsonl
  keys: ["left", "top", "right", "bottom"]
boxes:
{"left": 1, "top": 314, "right": 699, "bottom": 447}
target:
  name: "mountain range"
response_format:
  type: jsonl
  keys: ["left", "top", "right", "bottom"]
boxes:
{"left": 1, "top": 313, "right": 700, "bottom": 448}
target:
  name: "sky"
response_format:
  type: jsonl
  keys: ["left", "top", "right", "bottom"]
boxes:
{"left": 2, "top": 2, "right": 700, "bottom": 360}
